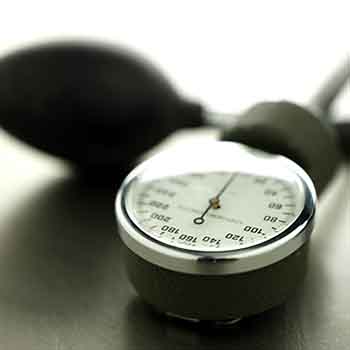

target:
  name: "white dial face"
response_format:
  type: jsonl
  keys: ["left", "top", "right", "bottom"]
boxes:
{"left": 125, "top": 169, "right": 305, "bottom": 252}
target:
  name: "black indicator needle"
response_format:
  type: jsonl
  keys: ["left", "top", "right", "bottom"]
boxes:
{"left": 193, "top": 174, "right": 236, "bottom": 225}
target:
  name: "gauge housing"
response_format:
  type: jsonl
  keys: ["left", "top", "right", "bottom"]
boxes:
{"left": 116, "top": 141, "right": 316, "bottom": 322}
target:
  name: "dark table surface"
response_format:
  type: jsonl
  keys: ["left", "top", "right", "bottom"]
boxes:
{"left": 0, "top": 129, "right": 349, "bottom": 350}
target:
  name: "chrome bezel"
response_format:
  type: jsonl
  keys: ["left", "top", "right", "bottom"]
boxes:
{"left": 115, "top": 141, "right": 316, "bottom": 275}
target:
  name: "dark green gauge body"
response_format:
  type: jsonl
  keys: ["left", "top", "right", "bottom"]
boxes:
{"left": 116, "top": 141, "right": 316, "bottom": 323}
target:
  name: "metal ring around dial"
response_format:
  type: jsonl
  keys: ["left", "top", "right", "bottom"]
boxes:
{"left": 115, "top": 141, "right": 316, "bottom": 275}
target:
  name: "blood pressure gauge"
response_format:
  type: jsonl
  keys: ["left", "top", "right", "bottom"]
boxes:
{"left": 115, "top": 141, "right": 316, "bottom": 324}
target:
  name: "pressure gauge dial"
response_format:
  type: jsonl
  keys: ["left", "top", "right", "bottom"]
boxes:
{"left": 116, "top": 141, "right": 316, "bottom": 323}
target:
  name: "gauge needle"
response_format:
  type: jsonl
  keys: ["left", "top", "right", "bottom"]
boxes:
{"left": 193, "top": 173, "right": 236, "bottom": 225}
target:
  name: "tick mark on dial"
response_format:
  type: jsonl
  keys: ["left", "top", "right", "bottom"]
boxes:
{"left": 140, "top": 218, "right": 151, "bottom": 223}
{"left": 254, "top": 177, "right": 267, "bottom": 184}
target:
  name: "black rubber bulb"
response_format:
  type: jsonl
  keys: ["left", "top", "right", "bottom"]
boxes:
{"left": 334, "top": 121, "right": 350, "bottom": 157}
{"left": 0, "top": 41, "right": 203, "bottom": 174}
